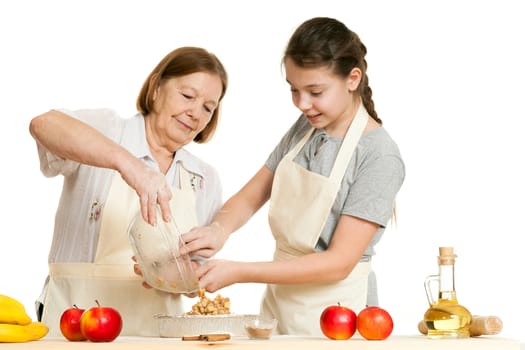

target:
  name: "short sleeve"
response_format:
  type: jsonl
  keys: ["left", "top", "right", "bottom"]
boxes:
{"left": 343, "top": 153, "right": 405, "bottom": 227}
{"left": 265, "top": 114, "right": 311, "bottom": 172}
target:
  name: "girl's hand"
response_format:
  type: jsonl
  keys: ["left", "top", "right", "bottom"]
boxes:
{"left": 195, "top": 259, "right": 240, "bottom": 293}
{"left": 182, "top": 222, "right": 229, "bottom": 258}
{"left": 183, "top": 260, "right": 203, "bottom": 298}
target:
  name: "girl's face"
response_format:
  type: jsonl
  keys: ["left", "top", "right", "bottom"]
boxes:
{"left": 149, "top": 71, "right": 222, "bottom": 150}
{"left": 285, "top": 58, "right": 360, "bottom": 137}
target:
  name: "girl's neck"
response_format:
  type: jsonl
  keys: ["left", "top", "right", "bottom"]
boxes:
{"left": 325, "top": 98, "right": 362, "bottom": 138}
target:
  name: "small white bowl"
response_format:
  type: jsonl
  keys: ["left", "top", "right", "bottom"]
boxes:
{"left": 244, "top": 317, "right": 278, "bottom": 339}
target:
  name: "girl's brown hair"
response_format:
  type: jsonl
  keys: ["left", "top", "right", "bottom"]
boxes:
{"left": 284, "top": 17, "right": 381, "bottom": 125}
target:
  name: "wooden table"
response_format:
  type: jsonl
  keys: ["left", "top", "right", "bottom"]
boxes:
{"left": 2, "top": 335, "right": 521, "bottom": 349}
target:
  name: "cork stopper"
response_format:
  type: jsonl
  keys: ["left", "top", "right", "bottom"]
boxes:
{"left": 438, "top": 246, "right": 456, "bottom": 265}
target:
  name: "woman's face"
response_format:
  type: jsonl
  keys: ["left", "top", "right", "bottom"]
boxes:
{"left": 285, "top": 58, "right": 358, "bottom": 137}
{"left": 149, "top": 71, "right": 222, "bottom": 150}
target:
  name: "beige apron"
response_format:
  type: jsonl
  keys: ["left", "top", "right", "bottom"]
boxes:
{"left": 262, "top": 104, "right": 371, "bottom": 335}
{"left": 42, "top": 163, "right": 197, "bottom": 336}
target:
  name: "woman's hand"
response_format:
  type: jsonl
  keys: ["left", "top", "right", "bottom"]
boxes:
{"left": 120, "top": 160, "right": 173, "bottom": 225}
{"left": 182, "top": 222, "right": 229, "bottom": 259}
{"left": 132, "top": 256, "right": 153, "bottom": 290}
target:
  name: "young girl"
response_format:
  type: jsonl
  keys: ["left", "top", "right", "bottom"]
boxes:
{"left": 183, "top": 17, "right": 405, "bottom": 335}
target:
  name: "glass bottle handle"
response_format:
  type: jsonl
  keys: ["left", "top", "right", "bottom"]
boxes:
{"left": 424, "top": 274, "right": 439, "bottom": 305}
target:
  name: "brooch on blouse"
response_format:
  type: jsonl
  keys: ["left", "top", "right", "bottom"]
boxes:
{"left": 189, "top": 174, "right": 203, "bottom": 191}
{"left": 89, "top": 199, "right": 102, "bottom": 221}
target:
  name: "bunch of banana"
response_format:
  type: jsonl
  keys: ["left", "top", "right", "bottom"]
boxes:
{"left": 0, "top": 294, "right": 48, "bottom": 343}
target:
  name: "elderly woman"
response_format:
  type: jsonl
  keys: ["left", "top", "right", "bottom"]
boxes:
{"left": 29, "top": 46, "right": 228, "bottom": 336}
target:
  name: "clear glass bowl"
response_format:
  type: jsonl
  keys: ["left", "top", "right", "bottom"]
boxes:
{"left": 128, "top": 208, "right": 199, "bottom": 293}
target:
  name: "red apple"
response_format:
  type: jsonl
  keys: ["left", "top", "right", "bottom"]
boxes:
{"left": 320, "top": 303, "right": 357, "bottom": 340}
{"left": 59, "top": 305, "right": 86, "bottom": 341}
{"left": 80, "top": 300, "right": 122, "bottom": 342}
{"left": 356, "top": 306, "right": 394, "bottom": 340}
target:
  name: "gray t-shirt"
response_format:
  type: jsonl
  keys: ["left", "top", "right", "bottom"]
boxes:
{"left": 265, "top": 114, "right": 405, "bottom": 259}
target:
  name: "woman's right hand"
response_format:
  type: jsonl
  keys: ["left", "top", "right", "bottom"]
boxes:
{"left": 120, "top": 159, "right": 173, "bottom": 226}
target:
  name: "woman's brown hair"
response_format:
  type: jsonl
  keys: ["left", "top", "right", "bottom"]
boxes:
{"left": 137, "top": 47, "right": 228, "bottom": 143}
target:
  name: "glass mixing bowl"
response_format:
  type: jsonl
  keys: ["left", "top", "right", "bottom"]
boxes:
{"left": 128, "top": 208, "right": 199, "bottom": 293}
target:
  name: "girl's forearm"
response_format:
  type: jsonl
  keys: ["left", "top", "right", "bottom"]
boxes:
{"left": 212, "top": 166, "right": 274, "bottom": 236}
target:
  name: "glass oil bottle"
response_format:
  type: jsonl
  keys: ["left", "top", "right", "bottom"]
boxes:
{"left": 423, "top": 247, "right": 472, "bottom": 338}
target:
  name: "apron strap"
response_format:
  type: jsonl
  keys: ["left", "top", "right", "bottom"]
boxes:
{"left": 286, "top": 128, "right": 315, "bottom": 159}
{"left": 282, "top": 103, "right": 369, "bottom": 184}
{"left": 178, "top": 163, "right": 193, "bottom": 191}
{"left": 329, "top": 103, "right": 369, "bottom": 183}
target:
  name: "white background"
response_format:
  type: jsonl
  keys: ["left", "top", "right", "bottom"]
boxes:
{"left": 1, "top": 0, "right": 523, "bottom": 342}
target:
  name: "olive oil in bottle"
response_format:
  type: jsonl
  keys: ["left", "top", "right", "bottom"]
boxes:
{"left": 423, "top": 247, "right": 472, "bottom": 339}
